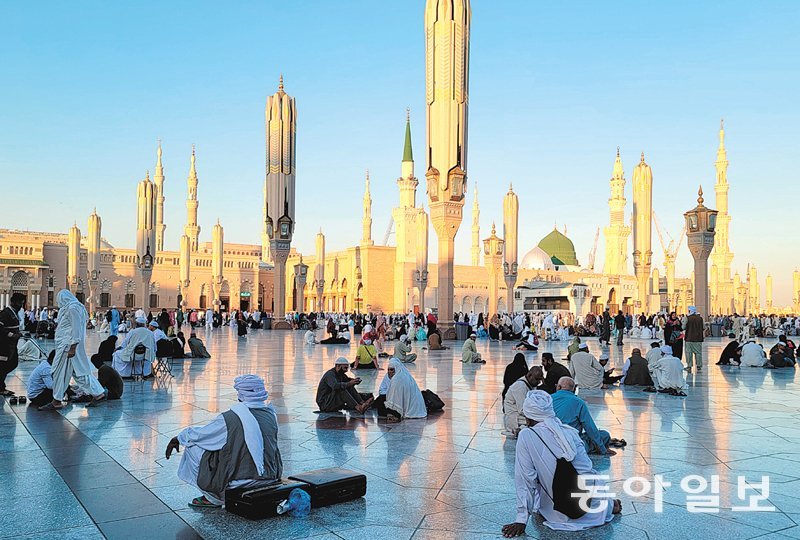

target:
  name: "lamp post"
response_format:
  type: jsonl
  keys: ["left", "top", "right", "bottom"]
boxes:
{"left": 483, "top": 223, "right": 504, "bottom": 317}
{"left": 294, "top": 257, "right": 309, "bottom": 313}
{"left": 683, "top": 187, "right": 718, "bottom": 318}
{"left": 140, "top": 244, "right": 154, "bottom": 311}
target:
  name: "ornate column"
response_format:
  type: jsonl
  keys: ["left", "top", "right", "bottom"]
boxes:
{"left": 632, "top": 153, "right": 653, "bottom": 310}
{"left": 684, "top": 187, "right": 718, "bottom": 318}
{"left": 502, "top": 185, "right": 518, "bottom": 315}
{"left": 294, "top": 257, "right": 309, "bottom": 313}
{"left": 315, "top": 230, "right": 325, "bottom": 312}
{"left": 483, "top": 223, "right": 504, "bottom": 317}
{"left": 179, "top": 234, "right": 191, "bottom": 308}
{"left": 415, "top": 210, "right": 429, "bottom": 312}
{"left": 87, "top": 209, "right": 101, "bottom": 314}
{"left": 67, "top": 223, "right": 81, "bottom": 296}
{"left": 211, "top": 221, "right": 224, "bottom": 309}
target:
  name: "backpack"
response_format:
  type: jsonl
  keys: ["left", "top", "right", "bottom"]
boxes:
{"left": 529, "top": 428, "right": 589, "bottom": 519}
{"left": 421, "top": 389, "right": 445, "bottom": 412}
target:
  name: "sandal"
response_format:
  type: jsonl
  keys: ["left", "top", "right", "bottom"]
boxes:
{"left": 189, "top": 496, "right": 221, "bottom": 508}
{"left": 86, "top": 394, "right": 107, "bottom": 408}
{"left": 37, "top": 402, "right": 64, "bottom": 411}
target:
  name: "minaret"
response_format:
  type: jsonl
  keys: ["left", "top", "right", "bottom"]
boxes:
{"left": 710, "top": 119, "right": 734, "bottom": 313}
{"left": 211, "top": 220, "right": 224, "bottom": 308}
{"left": 361, "top": 170, "right": 373, "bottom": 246}
{"left": 67, "top": 222, "right": 81, "bottom": 295}
{"left": 87, "top": 209, "right": 102, "bottom": 311}
{"left": 184, "top": 146, "right": 200, "bottom": 251}
{"left": 179, "top": 234, "right": 191, "bottom": 307}
{"left": 399, "top": 109, "right": 417, "bottom": 208}
{"left": 765, "top": 274, "right": 773, "bottom": 312}
{"left": 315, "top": 230, "right": 325, "bottom": 312}
{"left": 136, "top": 171, "right": 157, "bottom": 304}
{"left": 793, "top": 269, "right": 800, "bottom": 313}
{"left": 416, "top": 211, "right": 429, "bottom": 312}
{"left": 632, "top": 152, "right": 653, "bottom": 310}
{"left": 264, "top": 75, "right": 297, "bottom": 328}
{"left": 425, "top": 0, "right": 471, "bottom": 336}
{"left": 748, "top": 265, "right": 759, "bottom": 314}
{"left": 471, "top": 183, "right": 480, "bottom": 266}
{"left": 503, "top": 184, "right": 519, "bottom": 313}
{"left": 154, "top": 141, "right": 166, "bottom": 251}
{"left": 603, "top": 147, "right": 631, "bottom": 275}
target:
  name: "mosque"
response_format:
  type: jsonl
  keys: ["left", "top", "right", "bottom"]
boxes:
{"left": 1, "top": 0, "right": 795, "bottom": 319}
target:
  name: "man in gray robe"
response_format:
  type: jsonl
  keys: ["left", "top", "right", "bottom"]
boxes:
{"left": 315, "top": 357, "right": 373, "bottom": 413}
{"left": 166, "top": 374, "right": 282, "bottom": 507}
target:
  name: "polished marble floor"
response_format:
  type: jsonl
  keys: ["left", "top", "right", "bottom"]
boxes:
{"left": 2, "top": 327, "right": 799, "bottom": 539}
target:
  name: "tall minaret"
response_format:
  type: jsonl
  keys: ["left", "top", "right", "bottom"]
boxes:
{"left": 184, "top": 146, "right": 200, "bottom": 251}
{"left": 67, "top": 222, "right": 81, "bottom": 295}
{"left": 710, "top": 119, "right": 734, "bottom": 313}
{"left": 399, "top": 109, "right": 417, "bottom": 208}
{"left": 603, "top": 147, "right": 631, "bottom": 275}
{"left": 264, "top": 75, "right": 297, "bottom": 327}
{"left": 361, "top": 170, "right": 373, "bottom": 246}
{"left": 503, "top": 184, "right": 519, "bottom": 314}
{"left": 425, "top": 0, "right": 471, "bottom": 335}
{"left": 471, "top": 183, "right": 480, "bottom": 266}
{"left": 315, "top": 230, "right": 325, "bottom": 312}
{"left": 154, "top": 141, "right": 166, "bottom": 251}
{"left": 416, "top": 210, "right": 429, "bottom": 312}
{"left": 765, "top": 274, "right": 773, "bottom": 312}
{"left": 211, "top": 220, "right": 224, "bottom": 308}
{"left": 87, "top": 209, "right": 102, "bottom": 311}
{"left": 137, "top": 171, "right": 157, "bottom": 304}
{"left": 632, "top": 152, "right": 653, "bottom": 310}
{"left": 793, "top": 269, "right": 800, "bottom": 313}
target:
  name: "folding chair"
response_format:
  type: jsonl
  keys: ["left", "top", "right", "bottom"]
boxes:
{"left": 153, "top": 342, "right": 174, "bottom": 379}
{"left": 130, "top": 344, "right": 148, "bottom": 382}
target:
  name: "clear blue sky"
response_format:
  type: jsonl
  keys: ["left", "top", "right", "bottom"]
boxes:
{"left": 1, "top": 1, "right": 798, "bottom": 305}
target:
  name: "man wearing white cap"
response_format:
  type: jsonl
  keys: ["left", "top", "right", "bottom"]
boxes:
{"left": 393, "top": 334, "right": 417, "bottom": 363}
{"left": 315, "top": 357, "right": 373, "bottom": 413}
{"left": 166, "top": 374, "right": 282, "bottom": 508}
{"left": 111, "top": 315, "right": 156, "bottom": 378}
{"left": 568, "top": 343, "right": 604, "bottom": 389}
{"left": 461, "top": 333, "right": 484, "bottom": 363}
{"left": 684, "top": 306, "right": 704, "bottom": 373}
{"left": 502, "top": 390, "right": 620, "bottom": 536}
{"left": 647, "top": 345, "right": 687, "bottom": 395}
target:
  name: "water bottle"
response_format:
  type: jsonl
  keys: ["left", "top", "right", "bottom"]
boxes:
{"left": 276, "top": 488, "right": 311, "bottom": 518}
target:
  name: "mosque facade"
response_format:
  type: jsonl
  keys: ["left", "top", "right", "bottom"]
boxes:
{"left": 1, "top": 0, "right": 794, "bottom": 318}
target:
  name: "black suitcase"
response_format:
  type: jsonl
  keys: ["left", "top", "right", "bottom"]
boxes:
{"left": 288, "top": 468, "right": 366, "bottom": 508}
{"left": 225, "top": 478, "right": 309, "bottom": 520}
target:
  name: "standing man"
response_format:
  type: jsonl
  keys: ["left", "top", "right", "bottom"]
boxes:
{"left": 0, "top": 293, "right": 24, "bottom": 396}
{"left": 109, "top": 305, "right": 121, "bottom": 337}
{"left": 614, "top": 310, "right": 626, "bottom": 346}
{"left": 205, "top": 307, "right": 214, "bottom": 332}
{"left": 599, "top": 308, "right": 611, "bottom": 346}
{"left": 684, "top": 306, "right": 704, "bottom": 373}
{"left": 39, "top": 290, "right": 105, "bottom": 410}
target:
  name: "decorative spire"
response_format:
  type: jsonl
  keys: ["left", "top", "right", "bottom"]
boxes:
{"left": 508, "top": 182, "right": 513, "bottom": 192}
{"left": 697, "top": 185, "right": 704, "bottom": 206}
{"left": 491, "top": 221, "right": 496, "bottom": 235}
{"left": 145, "top": 169, "right": 150, "bottom": 181}
{"left": 278, "top": 73, "right": 284, "bottom": 92}
{"left": 640, "top": 151, "right": 645, "bottom": 163}
{"left": 157, "top": 139, "right": 163, "bottom": 164}
{"left": 189, "top": 145, "right": 197, "bottom": 177}
{"left": 616, "top": 146, "right": 620, "bottom": 157}
{"left": 402, "top": 109, "right": 413, "bottom": 162}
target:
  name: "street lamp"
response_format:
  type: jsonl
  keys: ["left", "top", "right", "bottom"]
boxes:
{"left": 683, "top": 187, "right": 718, "bottom": 318}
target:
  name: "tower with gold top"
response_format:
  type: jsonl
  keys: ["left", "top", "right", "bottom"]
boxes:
{"left": 264, "top": 75, "right": 297, "bottom": 328}
{"left": 603, "top": 148, "right": 630, "bottom": 276}
{"left": 154, "top": 142, "right": 166, "bottom": 251}
{"left": 184, "top": 147, "right": 200, "bottom": 251}
{"left": 710, "top": 120, "right": 734, "bottom": 314}
{"left": 425, "top": 0, "right": 470, "bottom": 335}
{"left": 632, "top": 152, "right": 653, "bottom": 310}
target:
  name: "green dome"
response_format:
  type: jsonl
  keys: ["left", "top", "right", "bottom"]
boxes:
{"left": 537, "top": 229, "right": 579, "bottom": 267}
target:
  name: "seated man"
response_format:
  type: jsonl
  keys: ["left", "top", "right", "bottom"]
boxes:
{"left": 598, "top": 354, "right": 623, "bottom": 385}
{"left": 513, "top": 330, "right": 538, "bottom": 351}
{"left": 740, "top": 340, "right": 767, "bottom": 367}
{"left": 27, "top": 351, "right": 54, "bottom": 407}
{"left": 320, "top": 329, "right": 350, "bottom": 345}
{"left": 150, "top": 320, "right": 173, "bottom": 358}
{"left": 316, "top": 357, "right": 373, "bottom": 413}
{"left": 566, "top": 336, "right": 581, "bottom": 361}
{"left": 187, "top": 332, "right": 211, "bottom": 358}
{"left": 172, "top": 331, "right": 187, "bottom": 358}
{"left": 503, "top": 366, "right": 543, "bottom": 438}
{"left": 645, "top": 341, "right": 663, "bottom": 365}
{"left": 353, "top": 338, "right": 378, "bottom": 369}
{"left": 393, "top": 334, "right": 417, "bottom": 363}
{"left": 502, "top": 390, "right": 621, "bottom": 537}
{"left": 621, "top": 348, "right": 654, "bottom": 386}
{"left": 91, "top": 335, "right": 118, "bottom": 369}
{"left": 769, "top": 336, "right": 796, "bottom": 367}
{"left": 647, "top": 345, "right": 687, "bottom": 395}
{"left": 427, "top": 329, "right": 448, "bottom": 350}
{"left": 717, "top": 335, "right": 741, "bottom": 365}
{"left": 149, "top": 320, "right": 168, "bottom": 342}
{"left": 166, "top": 375, "right": 282, "bottom": 508}
{"left": 539, "top": 353, "right": 570, "bottom": 394}
{"left": 461, "top": 333, "right": 485, "bottom": 363}
{"left": 111, "top": 317, "right": 156, "bottom": 378}
{"left": 568, "top": 343, "right": 604, "bottom": 389}
{"left": 97, "top": 364, "right": 124, "bottom": 400}
{"left": 552, "top": 377, "right": 623, "bottom": 455}
{"left": 304, "top": 328, "right": 318, "bottom": 345}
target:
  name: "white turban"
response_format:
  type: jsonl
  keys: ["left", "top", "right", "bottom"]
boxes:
{"left": 599, "top": 353, "right": 610, "bottom": 361}
{"left": 688, "top": 306, "right": 697, "bottom": 315}
{"left": 578, "top": 342, "right": 589, "bottom": 350}
{"left": 363, "top": 324, "right": 373, "bottom": 333}
{"left": 335, "top": 357, "right": 349, "bottom": 366}
{"left": 522, "top": 390, "right": 555, "bottom": 422}
{"left": 660, "top": 345, "right": 673, "bottom": 355}
{"left": 234, "top": 374, "right": 269, "bottom": 402}
{"left": 399, "top": 334, "right": 408, "bottom": 342}
{"left": 135, "top": 316, "right": 147, "bottom": 325}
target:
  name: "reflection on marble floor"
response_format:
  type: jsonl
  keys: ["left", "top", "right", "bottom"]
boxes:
{"left": 2, "top": 328, "right": 799, "bottom": 539}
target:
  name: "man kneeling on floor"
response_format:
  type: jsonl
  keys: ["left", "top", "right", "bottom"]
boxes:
{"left": 166, "top": 374, "right": 282, "bottom": 508}
{"left": 316, "top": 357, "right": 373, "bottom": 413}
{"left": 502, "top": 390, "right": 621, "bottom": 537}
{"left": 552, "top": 377, "right": 625, "bottom": 455}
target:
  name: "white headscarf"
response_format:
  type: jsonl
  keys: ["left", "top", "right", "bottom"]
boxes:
{"left": 57, "top": 289, "right": 80, "bottom": 309}
{"left": 522, "top": 390, "right": 576, "bottom": 461}
{"left": 660, "top": 345, "right": 673, "bottom": 356}
{"left": 234, "top": 374, "right": 269, "bottom": 402}
{"left": 688, "top": 306, "right": 697, "bottom": 315}
{"left": 385, "top": 358, "right": 427, "bottom": 419}
{"left": 230, "top": 374, "right": 272, "bottom": 478}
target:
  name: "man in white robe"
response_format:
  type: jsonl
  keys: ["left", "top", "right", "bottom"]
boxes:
{"left": 166, "top": 374, "right": 282, "bottom": 507}
{"left": 502, "top": 390, "right": 620, "bottom": 537}
{"left": 568, "top": 343, "right": 605, "bottom": 389}
{"left": 740, "top": 341, "right": 767, "bottom": 367}
{"left": 38, "top": 290, "right": 105, "bottom": 410}
{"left": 112, "top": 317, "right": 155, "bottom": 378}
{"left": 648, "top": 345, "right": 687, "bottom": 393}
{"left": 205, "top": 308, "right": 214, "bottom": 331}
{"left": 645, "top": 342, "right": 663, "bottom": 365}
{"left": 503, "top": 367, "right": 543, "bottom": 438}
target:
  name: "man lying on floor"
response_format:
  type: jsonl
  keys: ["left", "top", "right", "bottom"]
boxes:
{"left": 166, "top": 374, "right": 282, "bottom": 508}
